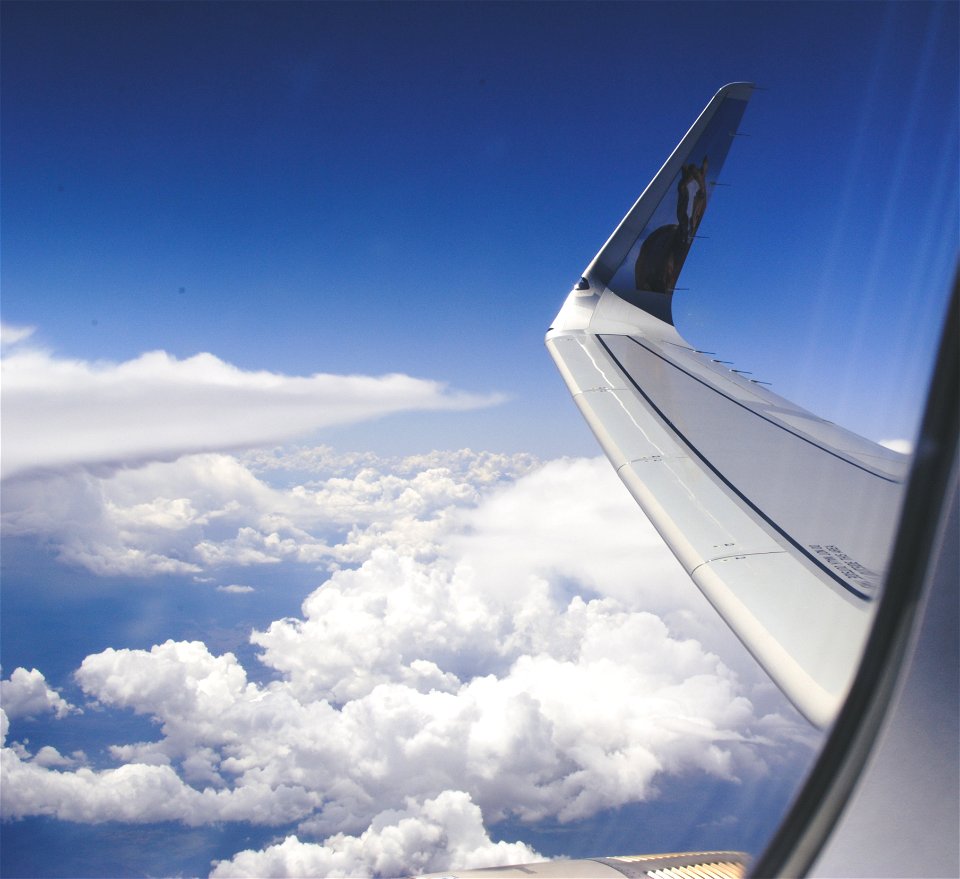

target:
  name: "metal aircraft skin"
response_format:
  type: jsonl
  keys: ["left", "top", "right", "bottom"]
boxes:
{"left": 415, "top": 85, "right": 958, "bottom": 879}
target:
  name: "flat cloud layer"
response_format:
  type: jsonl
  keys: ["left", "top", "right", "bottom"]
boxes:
{"left": 1, "top": 449, "right": 815, "bottom": 877}
{"left": 0, "top": 340, "right": 502, "bottom": 480}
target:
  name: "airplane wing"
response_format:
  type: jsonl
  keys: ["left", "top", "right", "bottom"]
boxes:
{"left": 546, "top": 83, "right": 908, "bottom": 728}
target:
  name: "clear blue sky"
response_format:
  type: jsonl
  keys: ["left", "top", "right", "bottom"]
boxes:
{"left": 2, "top": 3, "right": 957, "bottom": 877}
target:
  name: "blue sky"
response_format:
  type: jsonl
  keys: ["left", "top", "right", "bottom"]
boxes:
{"left": 2, "top": 2, "right": 957, "bottom": 877}
{"left": 4, "top": 1, "right": 956, "bottom": 452}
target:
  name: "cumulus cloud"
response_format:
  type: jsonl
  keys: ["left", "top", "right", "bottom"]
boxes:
{"left": 1, "top": 668, "right": 77, "bottom": 719}
{"left": 210, "top": 791, "right": 542, "bottom": 878}
{"left": 2, "top": 453, "right": 795, "bottom": 831}
{"left": 243, "top": 446, "right": 539, "bottom": 483}
{"left": 1, "top": 451, "right": 814, "bottom": 875}
{"left": 1, "top": 447, "right": 540, "bottom": 576}
{"left": 1, "top": 594, "right": 759, "bottom": 835}
{"left": 0, "top": 343, "right": 503, "bottom": 480}
{"left": 217, "top": 584, "right": 256, "bottom": 594}
{"left": 31, "top": 745, "right": 84, "bottom": 769}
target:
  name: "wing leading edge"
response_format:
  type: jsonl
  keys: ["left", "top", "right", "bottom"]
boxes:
{"left": 547, "top": 84, "right": 908, "bottom": 728}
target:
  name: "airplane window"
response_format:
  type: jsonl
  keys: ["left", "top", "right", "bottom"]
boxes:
{"left": 1, "top": 4, "right": 956, "bottom": 879}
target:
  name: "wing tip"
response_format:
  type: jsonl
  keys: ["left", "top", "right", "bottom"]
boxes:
{"left": 716, "top": 81, "right": 756, "bottom": 101}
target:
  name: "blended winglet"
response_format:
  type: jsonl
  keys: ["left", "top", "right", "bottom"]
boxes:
{"left": 582, "top": 82, "right": 753, "bottom": 324}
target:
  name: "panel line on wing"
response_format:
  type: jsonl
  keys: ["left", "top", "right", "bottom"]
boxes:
{"left": 581, "top": 341, "right": 627, "bottom": 389}
{"left": 598, "top": 387, "right": 677, "bottom": 453}
{"left": 596, "top": 335, "right": 873, "bottom": 600}
{"left": 623, "top": 335, "right": 900, "bottom": 484}
{"left": 690, "top": 549, "right": 787, "bottom": 572}
{"left": 550, "top": 335, "right": 627, "bottom": 393}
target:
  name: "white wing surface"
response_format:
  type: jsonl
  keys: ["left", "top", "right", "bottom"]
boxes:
{"left": 546, "top": 84, "right": 908, "bottom": 728}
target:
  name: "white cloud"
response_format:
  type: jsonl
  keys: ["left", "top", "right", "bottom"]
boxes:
{"left": 243, "top": 446, "right": 540, "bottom": 484}
{"left": 446, "top": 457, "right": 694, "bottom": 613}
{"left": 6, "top": 534, "right": 792, "bottom": 833}
{"left": 217, "top": 584, "right": 256, "bottom": 594}
{"left": 2, "top": 743, "right": 305, "bottom": 826}
{"left": 210, "top": 790, "right": 542, "bottom": 878}
{"left": 0, "top": 322, "right": 35, "bottom": 346}
{"left": 0, "top": 343, "right": 503, "bottom": 480}
{"left": 1, "top": 447, "right": 539, "bottom": 576}
{"left": 1, "top": 451, "right": 814, "bottom": 875}
{"left": 2, "top": 591, "right": 777, "bottom": 839}
{"left": 1, "top": 668, "right": 77, "bottom": 719}
{"left": 32, "top": 745, "right": 84, "bottom": 768}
